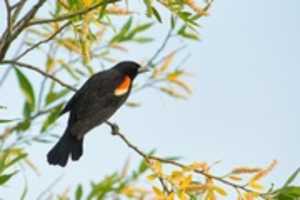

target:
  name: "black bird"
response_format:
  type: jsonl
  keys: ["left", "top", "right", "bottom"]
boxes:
{"left": 47, "top": 61, "right": 148, "bottom": 167}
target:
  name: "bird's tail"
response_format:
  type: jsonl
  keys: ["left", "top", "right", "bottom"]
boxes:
{"left": 47, "top": 129, "right": 83, "bottom": 167}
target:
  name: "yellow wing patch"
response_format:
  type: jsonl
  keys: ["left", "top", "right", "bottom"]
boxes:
{"left": 114, "top": 75, "right": 132, "bottom": 96}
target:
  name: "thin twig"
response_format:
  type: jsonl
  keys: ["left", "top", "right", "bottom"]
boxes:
{"left": 4, "top": 0, "right": 12, "bottom": 36}
{"left": 0, "top": 60, "right": 76, "bottom": 92}
{"left": 13, "top": 0, "right": 47, "bottom": 30}
{"left": 26, "top": 0, "right": 119, "bottom": 27}
{"left": 159, "top": 177, "right": 171, "bottom": 194}
{"left": 0, "top": 104, "right": 65, "bottom": 142}
{"left": 11, "top": 0, "right": 27, "bottom": 24}
{"left": 0, "top": 32, "right": 28, "bottom": 87}
{"left": 146, "top": 25, "right": 173, "bottom": 68}
{"left": 0, "top": 0, "right": 46, "bottom": 60}
{"left": 15, "top": 22, "right": 71, "bottom": 60}
{"left": 36, "top": 175, "right": 64, "bottom": 200}
{"left": 105, "top": 123, "right": 266, "bottom": 198}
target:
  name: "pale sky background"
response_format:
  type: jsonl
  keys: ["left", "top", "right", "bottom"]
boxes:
{"left": 0, "top": 0, "right": 300, "bottom": 199}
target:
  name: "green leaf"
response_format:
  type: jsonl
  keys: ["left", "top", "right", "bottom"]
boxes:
{"left": 130, "top": 22, "right": 153, "bottom": 35}
{"left": 0, "top": 119, "right": 16, "bottom": 123}
{"left": 170, "top": 15, "right": 176, "bottom": 29}
{"left": 138, "top": 160, "right": 148, "bottom": 174}
{"left": 20, "top": 182, "right": 28, "bottom": 200}
{"left": 15, "top": 68, "right": 35, "bottom": 113}
{"left": 178, "top": 11, "right": 192, "bottom": 20}
{"left": 163, "top": 156, "right": 182, "bottom": 161}
{"left": 178, "top": 25, "right": 199, "bottom": 40}
{"left": 132, "top": 37, "right": 153, "bottom": 43}
{"left": 98, "top": 1, "right": 109, "bottom": 19}
{"left": 151, "top": 7, "right": 162, "bottom": 23}
{"left": 16, "top": 119, "right": 31, "bottom": 132}
{"left": 23, "top": 102, "right": 32, "bottom": 118}
{"left": 283, "top": 168, "right": 300, "bottom": 188}
{"left": 4, "top": 153, "right": 27, "bottom": 169}
{"left": 68, "top": 0, "right": 80, "bottom": 10}
{"left": 41, "top": 104, "right": 64, "bottom": 132}
{"left": 143, "top": 0, "right": 153, "bottom": 16}
{"left": 60, "top": 62, "right": 80, "bottom": 80}
{"left": 32, "top": 137, "right": 52, "bottom": 143}
{"left": 45, "top": 89, "right": 70, "bottom": 106}
{"left": 87, "top": 173, "right": 120, "bottom": 200}
{"left": 0, "top": 172, "right": 17, "bottom": 185}
{"left": 75, "top": 184, "right": 83, "bottom": 200}
{"left": 110, "top": 17, "right": 133, "bottom": 43}
{"left": 275, "top": 186, "right": 300, "bottom": 200}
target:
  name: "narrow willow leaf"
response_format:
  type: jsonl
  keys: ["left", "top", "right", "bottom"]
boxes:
{"left": 213, "top": 186, "right": 228, "bottom": 196}
{"left": 41, "top": 104, "right": 64, "bottom": 132}
{"left": 155, "top": 52, "right": 175, "bottom": 75}
{"left": 132, "top": 37, "right": 153, "bottom": 43}
{"left": 170, "top": 15, "right": 176, "bottom": 29}
{"left": 14, "top": 68, "right": 36, "bottom": 112}
{"left": 275, "top": 186, "right": 300, "bottom": 200}
{"left": 126, "top": 22, "right": 153, "bottom": 41}
{"left": 0, "top": 172, "right": 17, "bottom": 185}
{"left": 160, "top": 87, "right": 187, "bottom": 99}
{"left": 23, "top": 102, "right": 32, "bottom": 118}
{"left": 75, "top": 184, "right": 83, "bottom": 200}
{"left": 98, "top": 2, "right": 109, "bottom": 19}
{"left": 46, "top": 89, "right": 70, "bottom": 106}
{"left": 20, "top": 182, "right": 28, "bottom": 200}
{"left": 151, "top": 7, "right": 162, "bottom": 23}
{"left": 68, "top": 0, "right": 80, "bottom": 10}
{"left": 283, "top": 168, "right": 300, "bottom": 188}
{"left": 58, "top": 60, "right": 80, "bottom": 80}
{"left": 4, "top": 153, "right": 27, "bottom": 169}
{"left": 84, "top": 64, "right": 94, "bottom": 75}
{"left": 0, "top": 119, "right": 16, "bottom": 123}
{"left": 178, "top": 25, "right": 199, "bottom": 40}
{"left": 46, "top": 56, "right": 55, "bottom": 73}
{"left": 170, "top": 78, "right": 192, "bottom": 94}
{"left": 126, "top": 101, "right": 141, "bottom": 107}
{"left": 143, "top": 0, "right": 153, "bottom": 16}
{"left": 110, "top": 17, "right": 133, "bottom": 43}
{"left": 16, "top": 119, "right": 31, "bottom": 132}
{"left": 57, "top": 38, "right": 81, "bottom": 53}
{"left": 82, "top": 0, "right": 92, "bottom": 7}
{"left": 130, "top": 22, "right": 153, "bottom": 34}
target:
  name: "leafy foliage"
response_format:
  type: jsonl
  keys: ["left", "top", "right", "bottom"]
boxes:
{"left": 0, "top": 0, "right": 298, "bottom": 199}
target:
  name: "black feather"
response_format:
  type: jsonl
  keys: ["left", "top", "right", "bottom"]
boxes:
{"left": 47, "top": 129, "right": 83, "bottom": 167}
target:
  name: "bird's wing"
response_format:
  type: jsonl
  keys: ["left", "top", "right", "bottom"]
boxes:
{"left": 60, "top": 89, "right": 82, "bottom": 116}
{"left": 66, "top": 70, "right": 129, "bottom": 139}
{"left": 60, "top": 70, "right": 111, "bottom": 116}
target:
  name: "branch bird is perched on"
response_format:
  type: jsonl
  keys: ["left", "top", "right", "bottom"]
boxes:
{"left": 47, "top": 61, "right": 148, "bottom": 167}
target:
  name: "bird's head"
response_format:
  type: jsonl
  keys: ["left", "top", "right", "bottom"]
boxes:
{"left": 114, "top": 61, "right": 149, "bottom": 79}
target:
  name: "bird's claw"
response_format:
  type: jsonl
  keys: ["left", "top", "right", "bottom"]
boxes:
{"left": 111, "top": 123, "right": 119, "bottom": 135}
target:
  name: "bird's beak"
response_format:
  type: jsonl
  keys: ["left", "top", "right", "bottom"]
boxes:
{"left": 138, "top": 66, "right": 150, "bottom": 74}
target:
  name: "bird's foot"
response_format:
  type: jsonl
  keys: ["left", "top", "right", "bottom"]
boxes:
{"left": 111, "top": 123, "right": 119, "bottom": 135}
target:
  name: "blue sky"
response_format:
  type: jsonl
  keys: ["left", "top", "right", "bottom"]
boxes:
{"left": 0, "top": 0, "right": 300, "bottom": 199}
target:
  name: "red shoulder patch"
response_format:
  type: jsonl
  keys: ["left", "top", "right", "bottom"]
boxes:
{"left": 114, "top": 75, "right": 131, "bottom": 96}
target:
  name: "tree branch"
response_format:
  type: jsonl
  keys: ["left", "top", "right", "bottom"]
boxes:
{"left": 0, "top": 0, "right": 46, "bottom": 60}
{"left": 145, "top": 24, "right": 173, "bottom": 68}
{"left": 15, "top": 21, "right": 72, "bottom": 60}
{"left": 105, "top": 122, "right": 268, "bottom": 198}
{"left": 4, "top": 0, "right": 12, "bottom": 36}
{"left": 11, "top": 0, "right": 27, "bottom": 24}
{"left": 26, "top": 0, "right": 119, "bottom": 27}
{"left": 0, "top": 60, "right": 76, "bottom": 92}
